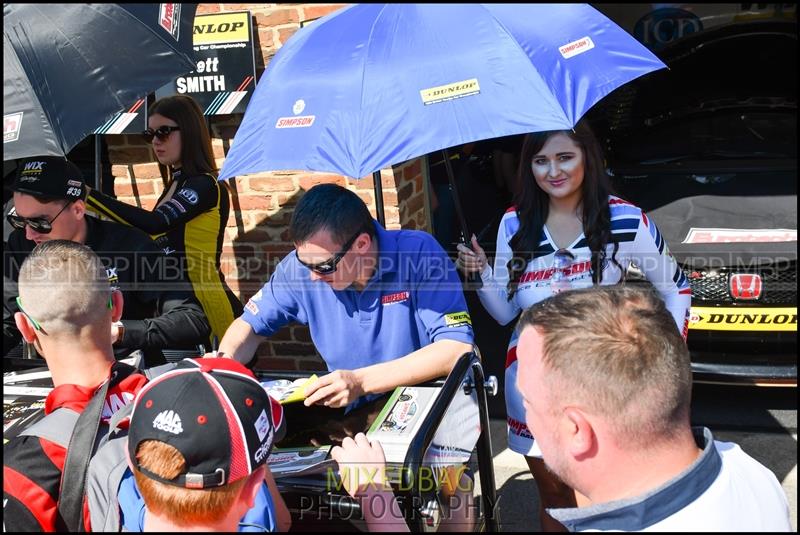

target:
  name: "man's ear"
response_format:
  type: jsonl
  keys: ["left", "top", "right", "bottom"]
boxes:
{"left": 15, "top": 311, "right": 38, "bottom": 343}
{"left": 355, "top": 231, "right": 372, "bottom": 252}
{"left": 73, "top": 199, "right": 86, "bottom": 219}
{"left": 242, "top": 466, "right": 266, "bottom": 509}
{"left": 111, "top": 289, "right": 124, "bottom": 322}
{"left": 563, "top": 407, "right": 596, "bottom": 460}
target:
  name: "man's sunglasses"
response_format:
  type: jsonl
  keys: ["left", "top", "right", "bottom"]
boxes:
{"left": 297, "top": 227, "right": 365, "bottom": 275}
{"left": 6, "top": 202, "right": 72, "bottom": 234}
{"left": 142, "top": 125, "right": 181, "bottom": 143}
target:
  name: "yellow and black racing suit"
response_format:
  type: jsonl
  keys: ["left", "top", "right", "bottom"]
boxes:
{"left": 87, "top": 169, "right": 242, "bottom": 344}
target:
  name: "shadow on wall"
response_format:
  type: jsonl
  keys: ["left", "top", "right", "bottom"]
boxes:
{"left": 226, "top": 181, "right": 327, "bottom": 372}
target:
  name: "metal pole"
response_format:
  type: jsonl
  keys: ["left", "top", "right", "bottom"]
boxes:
{"left": 372, "top": 170, "right": 385, "bottom": 226}
{"left": 472, "top": 361, "right": 499, "bottom": 532}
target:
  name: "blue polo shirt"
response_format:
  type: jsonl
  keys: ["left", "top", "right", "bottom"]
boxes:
{"left": 241, "top": 221, "right": 474, "bottom": 372}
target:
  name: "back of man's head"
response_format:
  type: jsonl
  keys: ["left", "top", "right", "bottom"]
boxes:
{"left": 128, "top": 358, "right": 285, "bottom": 528}
{"left": 17, "top": 240, "right": 110, "bottom": 337}
{"left": 517, "top": 284, "right": 692, "bottom": 446}
{"left": 290, "top": 183, "right": 375, "bottom": 245}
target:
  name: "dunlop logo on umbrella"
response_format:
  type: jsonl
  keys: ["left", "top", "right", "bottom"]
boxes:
{"left": 420, "top": 78, "right": 480, "bottom": 106}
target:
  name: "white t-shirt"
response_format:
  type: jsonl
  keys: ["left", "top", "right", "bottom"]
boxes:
{"left": 549, "top": 427, "right": 793, "bottom": 532}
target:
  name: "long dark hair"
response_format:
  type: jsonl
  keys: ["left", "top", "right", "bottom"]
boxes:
{"left": 149, "top": 95, "right": 216, "bottom": 179}
{"left": 507, "top": 121, "right": 620, "bottom": 299}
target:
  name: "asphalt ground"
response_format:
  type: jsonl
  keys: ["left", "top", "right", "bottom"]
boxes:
{"left": 475, "top": 385, "right": 797, "bottom": 531}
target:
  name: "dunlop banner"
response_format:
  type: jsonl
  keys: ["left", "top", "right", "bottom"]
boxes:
{"left": 156, "top": 11, "right": 256, "bottom": 115}
{"left": 688, "top": 307, "right": 797, "bottom": 332}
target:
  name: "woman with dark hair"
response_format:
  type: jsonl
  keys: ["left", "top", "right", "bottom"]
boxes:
{"left": 86, "top": 95, "right": 242, "bottom": 347}
{"left": 457, "top": 120, "right": 691, "bottom": 530}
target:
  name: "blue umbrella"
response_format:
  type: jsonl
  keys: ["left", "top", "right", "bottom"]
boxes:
{"left": 220, "top": 3, "right": 665, "bottom": 186}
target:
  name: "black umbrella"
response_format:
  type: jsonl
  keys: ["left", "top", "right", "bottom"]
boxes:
{"left": 3, "top": 4, "right": 198, "bottom": 162}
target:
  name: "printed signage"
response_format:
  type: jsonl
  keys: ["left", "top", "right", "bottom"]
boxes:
{"left": 156, "top": 11, "right": 257, "bottom": 116}
{"left": 94, "top": 99, "right": 147, "bottom": 135}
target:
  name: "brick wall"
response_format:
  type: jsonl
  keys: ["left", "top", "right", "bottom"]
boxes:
{"left": 103, "top": 3, "right": 432, "bottom": 370}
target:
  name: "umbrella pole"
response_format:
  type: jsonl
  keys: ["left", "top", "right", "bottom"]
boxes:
{"left": 94, "top": 135, "right": 102, "bottom": 191}
{"left": 441, "top": 149, "right": 471, "bottom": 246}
{"left": 372, "top": 171, "right": 385, "bottom": 226}
{"left": 442, "top": 148, "right": 480, "bottom": 286}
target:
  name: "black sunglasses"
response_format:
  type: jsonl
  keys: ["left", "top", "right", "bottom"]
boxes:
{"left": 6, "top": 202, "right": 72, "bottom": 234}
{"left": 553, "top": 248, "right": 575, "bottom": 269}
{"left": 297, "top": 227, "right": 365, "bottom": 275}
{"left": 142, "top": 125, "right": 181, "bottom": 143}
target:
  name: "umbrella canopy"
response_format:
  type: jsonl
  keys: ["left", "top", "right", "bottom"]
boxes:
{"left": 219, "top": 3, "right": 666, "bottom": 181}
{"left": 3, "top": 4, "right": 198, "bottom": 161}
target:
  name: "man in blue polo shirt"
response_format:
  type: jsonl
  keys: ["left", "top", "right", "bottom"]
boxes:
{"left": 216, "top": 184, "right": 474, "bottom": 408}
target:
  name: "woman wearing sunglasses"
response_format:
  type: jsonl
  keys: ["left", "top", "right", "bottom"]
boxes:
{"left": 456, "top": 120, "right": 691, "bottom": 531}
{"left": 85, "top": 95, "right": 242, "bottom": 346}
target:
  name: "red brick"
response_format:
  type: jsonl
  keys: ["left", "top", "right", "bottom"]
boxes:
{"left": 276, "top": 193, "right": 301, "bottom": 207}
{"left": 302, "top": 4, "right": 347, "bottom": 21}
{"left": 247, "top": 176, "right": 297, "bottom": 193}
{"left": 271, "top": 342, "right": 318, "bottom": 357}
{"left": 267, "top": 326, "right": 293, "bottom": 341}
{"left": 197, "top": 4, "right": 221, "bottom": 14}
{"left": 383, "top": 190, "right": 398, "bottom": 205}
{"left": 397, "top": 180, "right": 414, "bottom": 203}
{"left": 111, "top": 165, "right": 129, "bottom": 177}
{"left": 255, "top": 341, "right": 275, "bottom": 357}
{"left": 355, "top": 190, "right": 374, "bottom": 207}
{"left": 212, "top": 142, "right": 226, "bottom": 160}
{"left": 236, "top": 195, "right": 274, "bottom": 210}
{"left": 406, "top": 192, "right": 425, "bottom": 220}
{"left": 291, "top": 326, "right": 312, "bottom": 342}
{"left": 131, "top": 163, "right": 162, "bottom": 180}
{"left": 259, "top": 210, "right": 293, "bottom": 227}
{"left": 219, "top": 4, "right": 259, "bottom": 12}
{"left": 276, "top": 27, "right": 298, "bottom": 46}
{"left": 256, "top": 28, "right": 275, "bottom": 49}
{"left": 403, "top": 159, "right": 423, "bottom": 181}
{"left": 110, "top": 147, "right": 153, "bottom": 164}
{"left": 255, "top": 8, "right": 300, "bottom": 28}
{"left": 236, "top": 229, "right": 272, "bottom": 243}
{"left": 298, "top": 174, "right": 347, "bottom": 190}
{"left": 260, "top": 357, "right": 300, "bottom": 371}
{"left": 295, "top": 357, "right": 327, "bottom": 372}
{"left": 114, "top": 180, "right": 156, "bottom": 197}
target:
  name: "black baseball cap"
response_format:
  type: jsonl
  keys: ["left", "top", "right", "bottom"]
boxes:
{"left": 12, "top": 156, "right": 86, "bottom": 201}
{"left": 128, "top": 358, "right": 286, "bottom": 489}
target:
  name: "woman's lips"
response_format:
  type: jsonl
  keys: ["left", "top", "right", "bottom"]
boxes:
{"left": 549, "top": 178, "right": 568, "bottom": 187}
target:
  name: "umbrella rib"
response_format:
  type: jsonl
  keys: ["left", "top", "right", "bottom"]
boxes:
{"left": 355, "top": 3, "right": 392, "bottom": 177}
{"left": 6, "top": 18, "right": 67, "bottom": 153}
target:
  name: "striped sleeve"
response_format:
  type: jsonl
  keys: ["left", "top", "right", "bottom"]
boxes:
{"left": 629, "top": 207, "right": 692, "bottom": 335}
{"left": 476, "top": 208, "right": 522, "bottom": 325}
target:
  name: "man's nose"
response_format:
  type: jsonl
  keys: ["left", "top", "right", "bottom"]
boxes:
{"left": 25, "top": 225, "right": 40, "bottom": 241}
